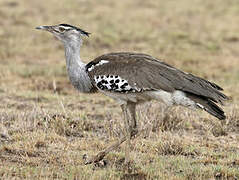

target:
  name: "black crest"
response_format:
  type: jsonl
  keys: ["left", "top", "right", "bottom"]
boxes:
{"left": 59, "top": 24, "right": 90, "bottom": 37}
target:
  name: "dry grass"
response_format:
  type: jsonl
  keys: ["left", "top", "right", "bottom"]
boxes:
{"left": 1, "top": 0, "right": 239, "bottom": 179}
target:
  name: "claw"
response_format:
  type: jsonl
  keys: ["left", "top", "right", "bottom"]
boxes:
{"left": 83, "top": 151, "right": 106, "bottom": 165}
{"left": 83, "top": 153, "right": 107, "bottom": 169}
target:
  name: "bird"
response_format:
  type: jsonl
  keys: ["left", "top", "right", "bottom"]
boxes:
{"left": 36, "top": 23, "right": 228, "bottom": 165}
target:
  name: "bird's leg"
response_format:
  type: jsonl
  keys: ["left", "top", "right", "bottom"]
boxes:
{"left": 127, "top": 102, "right": 137, "bottom": 136}
{"left": 121, "top": 104, "right": 131, "bottom": 165}
{"left": 84, "top": 103, "right": 138, "bottom": 165}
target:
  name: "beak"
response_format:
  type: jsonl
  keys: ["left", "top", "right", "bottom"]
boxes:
{"left": 35, "top": 25, "right": 52, "bottom": 31}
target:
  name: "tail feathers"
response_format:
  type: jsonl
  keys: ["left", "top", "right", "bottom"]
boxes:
{"left": 196, "top": 100, "right": 226, "bottom": 120}
{"left": 186, "top": 93, "right": 226, "bottom": 120}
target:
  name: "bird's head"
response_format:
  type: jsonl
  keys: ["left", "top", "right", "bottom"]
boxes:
{"left": 36, "top": 24, "right": 90, "bottom": 44}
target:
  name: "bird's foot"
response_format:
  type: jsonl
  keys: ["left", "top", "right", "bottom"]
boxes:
{"left": 130, "top": 128, "right": 138, "bottom": 138}
{"left": 83, "top": 151, "right": 107, "bottom": 165}
{"left": 83, "top": 128, "right": 138, "bottom": 167}
{"left": 83, "top": 154, "right": 107, "bottom": 169}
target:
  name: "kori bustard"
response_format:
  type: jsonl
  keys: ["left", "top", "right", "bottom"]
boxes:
{"left": 36, "top": 24, "right": 228, "bottom": 165}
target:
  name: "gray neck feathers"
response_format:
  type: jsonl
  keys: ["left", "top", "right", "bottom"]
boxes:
{"left": 63, "top": 39, "right": 93, "bottom": 93}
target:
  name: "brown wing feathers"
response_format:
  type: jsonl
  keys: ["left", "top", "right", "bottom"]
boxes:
{"left": 88, "top": 53, "right": 227, "bottom": 99}
{"left": 86, "top": 52, "right": 228, "bottom": 119}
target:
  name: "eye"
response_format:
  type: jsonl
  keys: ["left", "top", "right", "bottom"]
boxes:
{"left": 58, "top": 27, "right": 66, "bottom": 32}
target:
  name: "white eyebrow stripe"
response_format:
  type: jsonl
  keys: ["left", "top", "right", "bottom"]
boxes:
{"left": 59, "top": 26, "right": 72, "bottom": 30}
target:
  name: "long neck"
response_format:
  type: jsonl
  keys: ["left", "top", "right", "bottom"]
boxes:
{"left": 64, "top": 39, "right": 93, "bottom": 93}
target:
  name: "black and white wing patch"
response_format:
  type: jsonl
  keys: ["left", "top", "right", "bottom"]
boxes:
{"left": 86, "top": 58, "right": 144, "bottom": 93}
{"left": 93, "top": 75, "right": 141, "bottom": 93}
